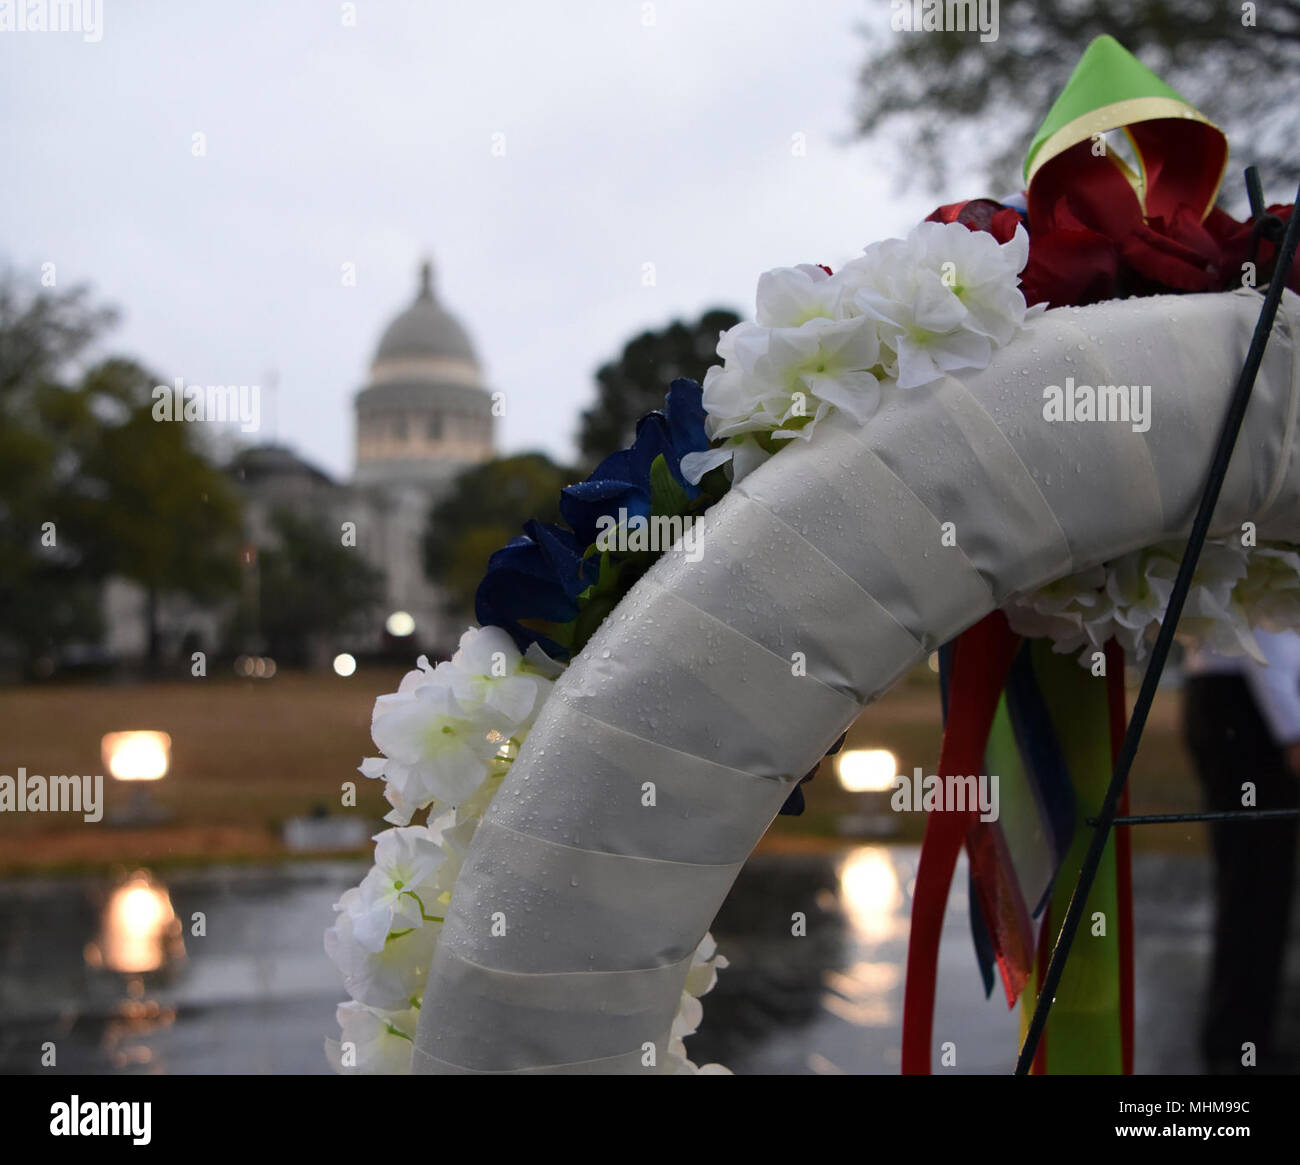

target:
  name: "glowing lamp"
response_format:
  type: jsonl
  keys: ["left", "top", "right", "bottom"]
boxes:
{"left": 386, "top": 611, "right": 416, "bottom": 637}
{"left": 836, "top": 748, "right": 897, "bottom": 793}
{"left": 101, "top": 731, "right": 171, "bottom": 782}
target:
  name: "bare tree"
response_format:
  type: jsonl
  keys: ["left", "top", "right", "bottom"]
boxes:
{"left": 853, "top": 1, "right": 1300, "bottom": 204}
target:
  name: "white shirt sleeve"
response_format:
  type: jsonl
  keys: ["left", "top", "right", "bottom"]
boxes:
{"left": 1242, "top": 629, "right": 1300, "bottom": 748}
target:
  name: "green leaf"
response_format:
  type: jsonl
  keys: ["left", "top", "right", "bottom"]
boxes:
{"left": 694, "top": 458, "right": 733, "bottom": 509}
{"left": 570, "top": 551, "right": 631, "bottom": 655}
{"left": 518, "top": 616, "right": 576, "bottom": 650}
{"left": 649, "top": 453, "right": 691, "bottom": 517}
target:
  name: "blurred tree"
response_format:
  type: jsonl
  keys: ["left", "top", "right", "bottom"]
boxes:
{"left": 575, "top": 308, "right": 739, "bottom": 469}
{"left": 423, "top": 452, "right": 573, "bottom": 623}
{"left": 853, "top": 3, "right": 1300, "bottom": 198}
{"left": 51, "top": 358, "right": 244, "bottom": 662}
{"left": 0, "top": 273, "right": 244, "bottom": 672}
{"left": 0, "top": 277, "right": 116, "bottom": 398}
{"left": 0, "top": 277, "right": 116, "bottom": 671}
{"left": 254, "top": 507, "right": 385, "bottom": 666}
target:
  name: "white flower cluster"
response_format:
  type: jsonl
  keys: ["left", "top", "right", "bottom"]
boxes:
{"left": 358, "top": 626, "right": 552, "bottom": 824}
{"left": 667, "top": 933, "right": 732, "bottom": 1075}
{"left": 1004, "top": 539, "right": 1300, "bottom": 666}
{"left": 681, "top": 221, "right": 1039, "bottom": 484}
{"left": 326, "top": 624, "right": 731, "bottom": 1074}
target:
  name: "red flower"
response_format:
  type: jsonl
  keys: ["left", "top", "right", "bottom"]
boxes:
{"left": 928, "top": 185, "right": 1298, "bottom": 311}
{"left": 1205, "top": 204, "right": 1299, "bottom": 295}
{"left": 926, "top": 197, "right": 1024, "bottom": 246}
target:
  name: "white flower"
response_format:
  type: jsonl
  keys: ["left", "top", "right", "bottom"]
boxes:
{"left": 687, "top": 316, "right": 883, "bottom": 483}
{"left": 363, "top": 674, "right": 501, "bottom": 820}
{"left": 346, "top": 826, "right": 445, "bottom": 952}
{"left": 754, "top": 263, "right": 843, "bottom": 326}
{"left": 665, "top": 932, "right": 730, "bottom": 1068}
{"left": 767, "top": 318, "right": 884, "bottom": 429}
{"left": 1004, "top": 538, "right": 1264, "bottom": 667}
{"left": 330, "top": 632, "right": 572, "bottom": 1074}
{"left": 846, "top": 221, "right": 1034, "bottom": 389}
{"left": 324, "top": 886, "right": 439, "bottom": 1010}
{"left": 903, "top": 220, "right": 1034, "bottom": 345}
{"left": 359, "top": 631, "right": 553, "bottom": 824}
{"left": 453, "top": 754, "right": 511, "bottom": 824}
{"left": 374, "top": 774, "right": 420, "bottom": 828}
{"left": 447, "top": 625, "right": 553, "bottom": 731}
{"left": 1106, "top": 540, "right": 1255, "bottom": 662}
{"left": 431, "top": 815, "right": 481, "bottom": 903}
{"left": 671, "top": 993, "right": 704, "bottom": 1041}
{"left": 1004, "top": 565, "right": 1111, "bottom": 655}
{"left": 1236, "top": 544, "right": 1300, "bottom": 631}
{"left": 1174, "top": 540, "right": 1260, "bottom": 662}
{"left": 1096, "top": 549, "right": 1175, "bottom": 658}
{"left": 856, "top": 267, "right": 991, "bottom": 390}
{"left": 683, "top": 931, "right": 729, "bottom": 998}
{"left": 326, "top": 1000, "right": 419, "bottom": 1075}
{"left": 664, "top": 1035, "right": 733, "bottom": 1075}
{"left": 684, "top": 221, "right": 1037, "bottom": 485}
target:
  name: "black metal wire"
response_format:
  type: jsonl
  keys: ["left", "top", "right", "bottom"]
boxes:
{"left": 1246, "top": 167, "right": 1286, "bottom": 261}
{"left": 1014, "top": 170, "right": 1300, "bottom": 1076}
{"left": 1090, "top": 808, "right": 1300, "bottom": 826}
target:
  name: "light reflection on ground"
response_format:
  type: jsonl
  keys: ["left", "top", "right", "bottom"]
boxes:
{"left": 0, "top": 847, "right": 1294, "bottom": 1074}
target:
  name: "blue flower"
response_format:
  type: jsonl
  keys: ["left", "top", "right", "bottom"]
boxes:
{"left": 476, "top": 379, "right": 715, "bottom": 659}
{"left": 474, "top": 519, "right": 596, "bottom": 659}
{"left": 660, "top": 376, "right": 711, "bottom": 468}
{"left": 560, "top": 378, "right": 710, "bottom": 550}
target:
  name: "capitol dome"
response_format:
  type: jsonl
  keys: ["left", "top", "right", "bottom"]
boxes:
{"left": 372, "top": 261, "right": 479, "bottom": 367}
{"left": 353, "top": 258, "right": 496, "bottom": 491}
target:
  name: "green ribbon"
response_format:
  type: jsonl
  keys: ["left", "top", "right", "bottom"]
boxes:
{"left": 1024, "top": 34, "right": 1226, "bottom": 221}
{"left": 1013, "top": 642, "right": 1124, "bottom": 1074}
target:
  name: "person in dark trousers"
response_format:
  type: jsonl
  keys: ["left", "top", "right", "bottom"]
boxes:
{"left": 1183, "top": 629, "right": 1300, "bottom": 1074}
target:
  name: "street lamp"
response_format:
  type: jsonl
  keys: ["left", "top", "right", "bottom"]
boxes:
{"left": 385, "top": 611, "right": 415, "bottom": 637}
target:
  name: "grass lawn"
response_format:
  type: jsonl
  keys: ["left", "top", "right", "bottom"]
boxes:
{"left": 0, "top": 662, "right": 1208, "bottom": 874}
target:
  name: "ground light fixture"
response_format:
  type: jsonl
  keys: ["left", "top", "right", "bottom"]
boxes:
{"left": 837, "top": 748, "right": 899, "bottom": 793}
{"left": 100, "top": 731, "right": 172, "bottom": 826}
{"left": 836, "top": 747, "right": 901, "bottom": 839}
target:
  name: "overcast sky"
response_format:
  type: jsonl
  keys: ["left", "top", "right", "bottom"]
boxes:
{"left": 0, "top": 1, "right": 977, "bottom": 478}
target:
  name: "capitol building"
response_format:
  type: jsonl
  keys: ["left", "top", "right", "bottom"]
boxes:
{"left": 354, "top": 260, "right": 494, "bottom": 491}
{"left": 104, "top": 259, "right": 497, "bottom": 665}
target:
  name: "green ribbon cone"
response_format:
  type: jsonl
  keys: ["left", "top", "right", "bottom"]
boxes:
{"left": 987, "top": 642, "right": 1123, "bottom": 1074}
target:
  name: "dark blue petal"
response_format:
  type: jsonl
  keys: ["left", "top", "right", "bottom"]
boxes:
{"left": 664, "top": 378, "right": 709, "bottom": 459}
{"left": 560, "top": 476, "right": 646, "bottom": 549}
{"left": 477, "top": 378, "right": 719, "bottom": 661}
{"left": 475, "top": 535, "right": 579, "bottom": 657}
{"left": 778, "top": 783, "right": 806, "bottom": 816}
{"left": 585, "top": 447, "right": 636, "bottom": 486}
{"left": 525, "top": 519, "right": 598, "bottom": 597}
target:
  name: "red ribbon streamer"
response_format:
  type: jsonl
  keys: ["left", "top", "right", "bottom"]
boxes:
{"left": 901, "top": 612, "right": 1021, "bottom": 1074}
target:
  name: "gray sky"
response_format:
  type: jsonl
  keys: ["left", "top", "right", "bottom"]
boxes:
{"left": 0, "top": 1, "right": 969, "bottom": 479}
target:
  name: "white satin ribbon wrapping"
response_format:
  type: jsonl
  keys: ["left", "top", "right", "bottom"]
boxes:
{"left": 414, "top": 289, "right": 1300, "bottom": 1074}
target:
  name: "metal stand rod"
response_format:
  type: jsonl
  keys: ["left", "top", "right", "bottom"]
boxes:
{"left": 1015, "top": 172, "right": 1300, "bottom": 1075}
{"left": 1090, "top": 808, "right": 1300, "bottom": 827}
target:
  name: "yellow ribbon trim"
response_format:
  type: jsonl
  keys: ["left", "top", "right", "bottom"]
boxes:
{"left": 1026, "top": 96, "right": 1227, "bottom": 221}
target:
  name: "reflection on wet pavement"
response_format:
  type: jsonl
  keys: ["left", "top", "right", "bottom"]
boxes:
{"left": 0, "top": 847, "right": 1294, "bottom": 1074}
{"left": 84, "top": 871, "right": 185, "bottom": 976}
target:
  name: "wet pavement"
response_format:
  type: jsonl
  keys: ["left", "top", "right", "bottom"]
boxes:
{"left": 0, "top": 847, "right": 1295, "bottom": 1074}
